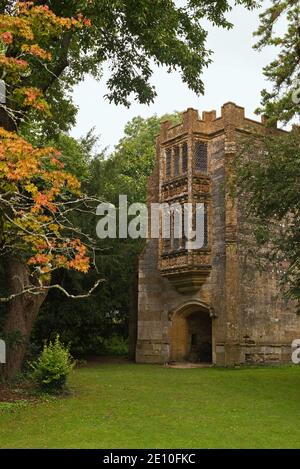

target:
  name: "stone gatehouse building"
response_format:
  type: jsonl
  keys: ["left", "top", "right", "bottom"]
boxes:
{"left": 134, "top": 102, "right": 300, "bottom": 366}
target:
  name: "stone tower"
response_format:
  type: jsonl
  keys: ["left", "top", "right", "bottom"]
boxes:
{"left": 135, "top": 102, "right": 300, "bottom": 366}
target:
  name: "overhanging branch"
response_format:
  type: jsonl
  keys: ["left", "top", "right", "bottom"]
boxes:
{"left": 0, "top": 278, "right": 104, "bottom": 303}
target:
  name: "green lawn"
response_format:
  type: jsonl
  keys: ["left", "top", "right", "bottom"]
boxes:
{"left": 1, "top": 363, "right": 300, "bottom": 448}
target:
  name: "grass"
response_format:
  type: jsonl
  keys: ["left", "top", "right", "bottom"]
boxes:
{"left": 0, "top": 363, "right": 300, "bottom": 448}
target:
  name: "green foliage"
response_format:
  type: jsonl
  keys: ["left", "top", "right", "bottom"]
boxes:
{"left": 234, "top": 1, "right": 300, "bottom": 306}
{"left": 102, "top": 335, "right": 128, "bottom": 356}
{"left": 8, "top": 0, "right": 258, "bottom": 141}
{"left": 0, "top": 0, "right": 260, "bottom": 376}
{"left": 254, "top": 0, "right": 300, "bottom": 124}
{"left": 90, "top": 113, "right": 181, "bottom": 204}
{"left": 32, "top": 114, "right": 178, "bottom": 357}
{"left": 32, "top": 267, "right": 131, "bottom": 357}
{"left": 41, "top": 0, "right": 257, "bottom": 105}
{"left": 30, "top": 336, "right": 74, "bottom": 392}
{"left": 234, "top": 128, "right": 300, "bottom": 306}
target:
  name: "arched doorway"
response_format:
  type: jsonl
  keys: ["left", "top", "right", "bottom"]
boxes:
{"left": 169, "top": 301, "right": 213, "bottom": 363}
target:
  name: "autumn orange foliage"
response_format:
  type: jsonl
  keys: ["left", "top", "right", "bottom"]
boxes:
{"left": 0, "top": 2, "right": 92, "bottom": 278}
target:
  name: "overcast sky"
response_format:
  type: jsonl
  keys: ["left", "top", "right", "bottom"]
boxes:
{"left": 71, "top": 1, "right": 277, "bottom": 151}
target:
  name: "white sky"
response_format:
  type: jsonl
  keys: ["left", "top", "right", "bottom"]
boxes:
{"left": 71, "top": 2, "right": 277, "bottom": 151}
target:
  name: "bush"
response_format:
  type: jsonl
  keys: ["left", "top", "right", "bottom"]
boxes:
{"left": 30, "top": 335, "right": 74, "bottom": 393}
{"left": 103, "top": 335, "right": 128, "bottom": 356}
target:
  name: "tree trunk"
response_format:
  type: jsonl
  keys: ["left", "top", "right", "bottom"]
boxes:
{"left": 128, "top": 259, "right": 138, "bottom": 361}
{"left": 0, "top": 107, "right": 17, "bottom": 133}
{"left": 0, "top": 94, "right": 44, "bottom": 381}
{"left": 2, "top": 257, "right": 48, "bottom": 380}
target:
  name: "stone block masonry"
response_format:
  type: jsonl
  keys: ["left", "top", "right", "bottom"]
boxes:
{"left": 135, "top": 103, "right": 300, "bottom": 366}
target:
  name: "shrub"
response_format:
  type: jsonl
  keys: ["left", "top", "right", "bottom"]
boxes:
{"left": 103, "top": 335, "right": 128, "bottom": 356}
{"left": 30, "top": 335, "right": 74, "bottom": 393}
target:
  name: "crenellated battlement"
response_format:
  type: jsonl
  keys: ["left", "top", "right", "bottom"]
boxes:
{"left": 159, "top": 102, "right": 278, "bottom": 145}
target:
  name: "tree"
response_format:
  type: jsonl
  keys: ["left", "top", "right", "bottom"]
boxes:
{"left": 33, "top": 114, "right": 180, "bottom": 358}
{"left": 254, "top": 0, "right": 299, "bottom": 125}
{"left": 234, "top": 0, "right": 300, "bottom": 306}
{"left": 0, "top": 3, "right": 100, "bottom": 379}
{"left": 91, "top": 113, "right": 181, "bottom": 204}
{"left": 1, "top": 0, "right": 258, "bottom": 140}
{"left": 0, "top": 0, "right": 258, "bottom": 378}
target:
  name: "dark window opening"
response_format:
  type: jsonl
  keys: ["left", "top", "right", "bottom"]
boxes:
{"left": 174, "top": 146, "right": 180, "bottom": 176}
{"left": 182, "top": 142, "right": 188, "bottom": 173}
{"left": 172, "top": 207, "right": 182, "bottom": 251}
{"left": 163, "top": 238, "right": 171, "bottom": 253}
{"left": 165, "top": 148, "right": 172, "bottom": 178}
{"left": 181, "top": 206, "right": 187, "bottom": 249}
{"left": 173, "top": 236, "right": 180, "bottom": 251}
{"left": 194, "top": 141, "right": 208, "bottom": 172}
{"left": 192, "top": 204, "right": 209, "bottom": 249}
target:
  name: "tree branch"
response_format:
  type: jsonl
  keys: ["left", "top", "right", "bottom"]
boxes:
{"left": 40, "top": 31, "right": 73, "bottom": 93}
{"left": 0, "top": 278, "right": 104, "bottom": 303}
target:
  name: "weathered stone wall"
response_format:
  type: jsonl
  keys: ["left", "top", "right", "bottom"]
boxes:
{"left": 234, "top": 140, "right": 300, "bottom": 364}
{"left": 235, "top": 224, "right": 300, "bottom": 363}
{"left": 208, "top": 135, "right": 226, "bottom": 364}
{"left": 136, "top": 239, "right": 165, "bottom": 363}
{"left": 135, "top": 103, "right": 300, "bottom": 365}
{"left": 136, "top": 135, "right": 167, "bottom": 363}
